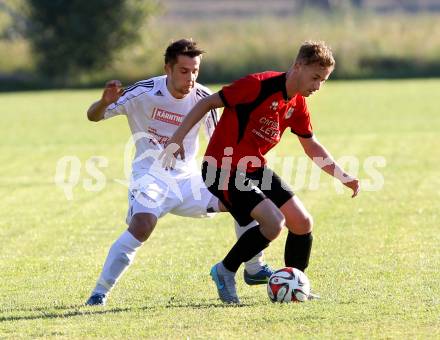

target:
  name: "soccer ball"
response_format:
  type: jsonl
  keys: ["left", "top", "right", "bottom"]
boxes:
{"left": 267, "top": 267, "right": 311, "bottom": 303}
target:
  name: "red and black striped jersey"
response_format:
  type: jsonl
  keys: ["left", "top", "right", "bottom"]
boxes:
{"left": 205, "top": 71, "right": 313, "bottom": 172}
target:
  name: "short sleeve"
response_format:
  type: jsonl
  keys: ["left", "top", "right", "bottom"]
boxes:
{"left": 203, "top": 108, "right": 219, "bottom": 139}
{"left": 290, "top": 96, "right": 313, "bottom": 138}
{"left": 194, "top": 84, "right": 218, "bottom": 138}
{"left": 104, "top": 95, "right": 128, "bottom": 119}
{"left": 218, "top": 74, "right": 260, "bottom": 108}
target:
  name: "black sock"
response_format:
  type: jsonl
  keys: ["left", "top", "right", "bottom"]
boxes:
{"left": 222, "top": 225, "right": 270, "bottom": 273}
{"left": 284, "top": 231, "right": 313, "bottom": 272}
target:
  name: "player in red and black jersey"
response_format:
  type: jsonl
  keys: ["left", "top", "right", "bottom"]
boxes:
{"left": 162, "top": 41, "right": 360, "bottom": 304}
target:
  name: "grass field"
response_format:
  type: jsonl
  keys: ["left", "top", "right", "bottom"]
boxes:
{"left": 0, "top": 79, "right": 439, "bottom": 338}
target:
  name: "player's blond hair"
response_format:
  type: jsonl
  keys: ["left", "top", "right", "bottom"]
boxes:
{"left": 295, "top": 41, "right": 335, "bottom": 67}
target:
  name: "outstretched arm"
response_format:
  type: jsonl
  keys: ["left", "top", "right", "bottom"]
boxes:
{"left": 87, "top": 80, "right": 123, "bottom": 122}
{"left": 298, "top": 135, "right": 360, "bottom": 197}
{"left": 160, "top": 92, "right": 224, "bottom": 168}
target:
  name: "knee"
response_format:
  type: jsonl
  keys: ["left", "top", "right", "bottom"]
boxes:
{"left": 301, "top": 214, "right": 313, "bottom": 233}
{"left": 264, "top": 214, "right": 285, "bottom": 241}
{"left": 128, "top": 214, "right": 156, "bottom": 242}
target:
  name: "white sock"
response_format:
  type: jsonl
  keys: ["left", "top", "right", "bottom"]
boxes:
{"left": 234, "top": 220, "right": 265, "bottom": 275}
{"left": 92, "top": 230, "right": 142, "bottom": 295}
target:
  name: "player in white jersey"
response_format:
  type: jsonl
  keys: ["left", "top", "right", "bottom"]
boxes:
{"left": 85, "top": 39, "right": 273, "bottom": 306}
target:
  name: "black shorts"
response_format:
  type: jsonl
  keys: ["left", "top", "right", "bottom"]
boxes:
{"left": 201, "top": 161, "right": 294, "bottom": 226}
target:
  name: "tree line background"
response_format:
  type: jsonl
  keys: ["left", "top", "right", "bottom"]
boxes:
{"left": 1, "top": 0, "right": 440, "bottom": 90}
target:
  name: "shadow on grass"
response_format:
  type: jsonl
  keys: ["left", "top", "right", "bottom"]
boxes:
{"left": 163, "top": 301, "right": 253, "bottom": 309}
{"left": 0, "top": 306, "right": 130, "bottom": 322}
{"left": 0, "top": 304, "right": 85, "bottom": 314}
{"left": 0, "top": 299, "right": 251, "bottom": 322}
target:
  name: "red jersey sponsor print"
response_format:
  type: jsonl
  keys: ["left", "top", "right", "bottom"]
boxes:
{"left": 152, "top": 107, "right": 184, "bottom": 126}
{"left": 147, "top": 127, "right": 169, "bottom": 145}
{"left": 205, "top": 71, "right": 313, "bottom": 172}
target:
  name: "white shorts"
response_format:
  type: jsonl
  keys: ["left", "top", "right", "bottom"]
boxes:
{"left": 125, "top": 171, "right": 218, "bottom": 224}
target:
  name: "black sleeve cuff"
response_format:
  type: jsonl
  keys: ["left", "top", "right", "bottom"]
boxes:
{"left": 291, "top": 128, "right": 313, "bottom": 138}
{"left": 218, "top": 90, "right": 230, "bottom": 108}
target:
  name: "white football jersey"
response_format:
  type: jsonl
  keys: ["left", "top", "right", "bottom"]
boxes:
{"left": 104, "top": 75, "right": 218, "bottom": 178}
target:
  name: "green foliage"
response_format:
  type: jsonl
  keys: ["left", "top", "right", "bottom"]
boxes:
{"left": 0, "top": 0, "right": 27, "bottom": 40}
{"left": 0, "top": 80, "right": 439, "bottom": 338}
{"left": 25, "top": 0, "right": 157, "bottom": 84}
{"left": 1, "top": 6, "right": 440, "bottom": 88}
{"left": 68, "top": 11, "right": 440, "bottom": 85}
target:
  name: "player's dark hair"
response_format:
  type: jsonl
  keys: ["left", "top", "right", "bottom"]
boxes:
{"left": 296, "top": 41, "right": 335, "bottom": 68}
{"left": 164, "top": 39, "right": 205, "bottom": 66}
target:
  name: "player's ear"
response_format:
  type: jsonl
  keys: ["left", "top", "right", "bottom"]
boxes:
{"left": 293, "top": 60, "right": 303, "bottom": 71}
{"left": 164, "top": 63, "right": 171, "bottom": 75}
